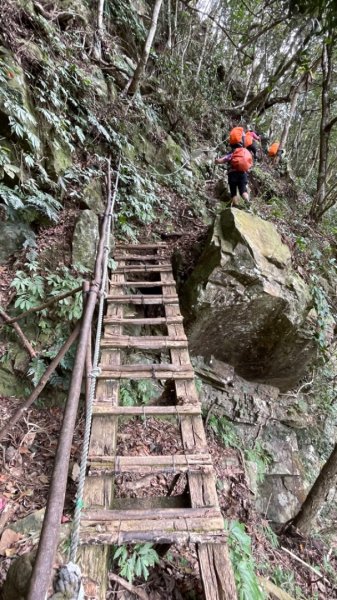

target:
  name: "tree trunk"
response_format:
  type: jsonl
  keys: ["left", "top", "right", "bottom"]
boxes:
{"left": 278, "top": 84, "right": 302, "bottom": 154}
{"left": 292, "top": 442, "right": 337, "bottom": 535}
{"left": 309, "top": 41, "right": 333, "bottom": 220}
{"left": 127, "top": 0, "right": 163, "bottom": 95}
{"left": 93, "top": 0, "right": 105, "bottom": 60}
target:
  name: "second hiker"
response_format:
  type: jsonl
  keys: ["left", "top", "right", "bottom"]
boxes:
{"left": 215, "top": 145, "right": 253, "bottom": 207}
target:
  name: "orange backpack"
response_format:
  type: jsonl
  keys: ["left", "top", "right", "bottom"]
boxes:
{"left": 229, "top": 126, "right": 245, "bottom": 147}
{"left": 268, "top": 142, "right": 280, "bottom": 157}
{"left": 245, "top": 131, "right": 254, "bottom": 147}
{"left": 230, "top": 148, "right": 253, "bottom": 172}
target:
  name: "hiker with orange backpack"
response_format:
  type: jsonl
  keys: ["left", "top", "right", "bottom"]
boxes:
{"left": 245, "top": 128, "right": 260, "bottom": 159}
{"left": 268, "top": 141, "right": 280, "bottom": 158}
{"left": 215, "top": 145, "right": 253, "bottom": 207}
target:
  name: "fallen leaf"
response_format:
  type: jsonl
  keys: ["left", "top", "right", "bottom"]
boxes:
{"left": 0, "top": 528, "right": 22, "bottom": 556}
{"left": 0, "top": 497, "right": 7, "bottom": 512}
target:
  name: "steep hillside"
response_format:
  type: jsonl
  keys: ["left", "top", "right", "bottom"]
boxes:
{"left": 1, "top": 0, "right": 337, "bottom": 598}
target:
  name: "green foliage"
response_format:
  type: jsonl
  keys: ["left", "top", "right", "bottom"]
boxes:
{"left": 11, "top": 261, "right": 83, "bottom": 329}
{"left": 119, "top": 379, "right": 157, "bottom": 406}
{"left": 113, "top": 543, "right": 159, "bottom": 583}
{"left": 226, "top": 521, "right": 265, "bottom": 600}
{"left": 310, "top": 273, "right": 333, "bottom": 356}
{"left": 117, "top": 162, "right": 160, "bottom": 240}
{"left": 271, "top": 565, "right": 306, "bottom": 598}
{"left": 208, "top": 415, "right": 272, "bottom": 482}
{"left": 208, "top": 414, "right": 241, "bottom": 448}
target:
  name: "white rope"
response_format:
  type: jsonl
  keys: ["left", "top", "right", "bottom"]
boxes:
{"left": 69, "top": 157, "right": 121, "bottom": 563}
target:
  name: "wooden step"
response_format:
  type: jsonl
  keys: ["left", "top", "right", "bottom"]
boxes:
{"left": 82, "top": 506, "right": 220, "bottom": 522}
{"left": 80, "top": 528, "right": 227, "bottom": 546}
{"left": 92, "top": 404, "right": 201, "bottom": 416}
{"left": 114, "top": 265, "right": 171, "bottom": 273}
{"left": 114, "top": 255, "right": 167, "bottom": 261}
{"left": 80, "top": 507, "right": 224, "bottom": 545}
{"left": 98, "top": 364, "right": 194, "bottom": 380}
{"left": 88, "top": 453, "right": 212, "bottom": 473}
{"left": 101, "top": 335, "right": 187, "bottom": 349}
{"left": 104, "top": 316, "right": 183, "bottom": 325}
{"left": 106, "top": 294, "right": 179, "bottom": 305}
{"left": 115, "top": 243, "right": 167, "bottom": 250}
{"left": 109, "top": 281, "right": 175, "bottom": 288}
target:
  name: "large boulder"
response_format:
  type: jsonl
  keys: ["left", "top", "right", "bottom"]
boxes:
{"left": 182, "top": 209, "right": 318, "bottom": 391}
{"left": 72, "top": 210, "right": 99, "bottom": 271}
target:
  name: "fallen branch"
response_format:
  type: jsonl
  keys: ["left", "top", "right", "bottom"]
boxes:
{"left": 0, "top": 285, "right": 82, "bottom": 326}
{"left": 109, "top": 573, "right": 150, "bottom": 600}
{"left": 0, "top": 309, "right": 36, "bottom": 359}
{"left": 0, "top": 321, "right": 81, "bottom": 441}
{"left": 281, "top": 546, "right": 332, "bottom": 587}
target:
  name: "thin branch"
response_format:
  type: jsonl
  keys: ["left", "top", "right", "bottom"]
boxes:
{"left": 179, "top": 0, "right": 253, "bottom": 60}
{"left": 0, "top": 308, "right": 36, "bottom": 359}
{"left": 281, "top": 546, "right": 332, "bottom": 587}
{"left": 0, "top": 285, "right": 82, "bottom": 326}
{"left": 109, "top": 573, "right": 150, "bottom": 600}
{"left": 0, "top": 321, "right": 81, "bottom": 440}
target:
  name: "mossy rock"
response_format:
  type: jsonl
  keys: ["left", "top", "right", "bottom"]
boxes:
{"left": 72, "top": 209, "right": 99, "bottom": 271}
{"left": 82, "top": 178, "right": 104, "bottom": 214}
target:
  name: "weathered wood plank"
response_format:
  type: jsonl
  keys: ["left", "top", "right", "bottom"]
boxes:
{"left": 106, "top": 294, "right": 179, "bottom": 304}
{"left": 92, "top": 403, "right": 201, "bottom": 416}
{"left": 114, "top": 265, "right": 172, "bottom": 273}
{"left": 115, "top": 243, "right": 167, "bottom": 249}
{"left": 109, "top": 280, "right": 176, "bottom": 287}
{"left": 80, "top": 515, "right": 224, "bottom": 537}
{"left": 88, "top": 453, "right": 212, "bottom": 470}
{"left": 101, "top": 335, "right": 187, "bottom": 349}
{"left": 80, "top": 530, "right": 227, "bottom": 546}
{"left": 98, "top": 365, "right": 194, "bottom": 380}
{"left": 113, "top": 254, "right": 168, "bottom": 260}
{"left": 82, "top": 507, "right": 220, "bottom": 521}
{"left": 198, "top": 544, "right": 238, "bottom": 600}
{"left": 104, "top": 316, "right": 183, "bottom": 325}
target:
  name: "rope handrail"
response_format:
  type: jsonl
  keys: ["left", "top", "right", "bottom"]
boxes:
{"left": 26, "top": 156, "right": 121, "bottom": 600}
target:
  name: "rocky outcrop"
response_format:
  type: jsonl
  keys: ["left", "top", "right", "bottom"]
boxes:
{"left": 183, "top": 208, "right": 318, "bottom": 391}
{"left": 196, "top": 356, "right": 308, "bottom": 523}
{"left": 0, "top": 222, "right": 34, "bottom": 263}
{"left": 72, "top": 210, "right": 99, "bottom": 271}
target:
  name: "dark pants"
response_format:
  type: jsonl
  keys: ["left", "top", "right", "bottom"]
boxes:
{"left": 246, "top": 142, "right": 257, "bottom": 159}
{"left": 228, "top": 170, "right": 248, "bottom": 197}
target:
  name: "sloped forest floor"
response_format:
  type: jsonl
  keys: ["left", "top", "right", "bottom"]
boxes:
{"left": 1, "top": 168, "right": 337, "bottom": 598}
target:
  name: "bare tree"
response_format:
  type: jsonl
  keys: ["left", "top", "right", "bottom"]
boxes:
{"left": 93, "top": 0, "right": 105, "bottom": 60}
{"left": 291, "top": 441, "right": 337, "bottom": 535}
{"left": 126, "top": 0, "right": 163, "bottom": 95}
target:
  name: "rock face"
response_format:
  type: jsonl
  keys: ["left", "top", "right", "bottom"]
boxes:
{"left": 183, "top": 209, "right": 317, "bottom": 391}
{"left": 196, "top": 357, "right": 308, "bottom": 523}
{"left": 72, "top": 210, "right": 99, "bottom": 271}
{"left": 0, "top": 222, "right": 34, "bottom": 263}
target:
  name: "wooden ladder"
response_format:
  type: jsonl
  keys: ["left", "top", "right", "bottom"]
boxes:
{"left": 79, "top": 243, "right": 236, "bottom": 599}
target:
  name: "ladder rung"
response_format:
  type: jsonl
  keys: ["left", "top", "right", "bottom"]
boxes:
{"left": 115, "top": 243, "right": 167, "bottom": 249}
{"left": 109, "top": 280, "right": 175, "bottom": 287}
{"left": 101, "top": 335, "right": 187, "bottom": 349}
{"left": 81, "top": 506, "right": 221, "bottom": 522}
{"left": 80, "top": 529, "right": 226, "bottom": 546}
{"left": 92, "top": 403, "right": 200, "bottom": 416}
{"left": 88, "top": 453, "right": 212, "bottom": 472}
{"left": 114, "top": 254, "right": 167, "bottom": 261}
{"left": 114, "top": 265, "right": 171, "bottom": 273}
{"left": 106, "top": 294, "right": 178, "bottom": 304}
{"left": 104, "top": 316, "right": 183, "bottom": 325}
{"left": 98, "top": 365, "right": 194, "bottom": 380}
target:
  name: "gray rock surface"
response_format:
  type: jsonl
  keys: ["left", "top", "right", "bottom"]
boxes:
{"left": 0, "top": 222, "right": 34, "bottom": 263}
{"left": 183, "top": 208, "right": 318, "bottom": 391}
{"left": 72, "top": 210, "right": 99, "bottom": 271}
